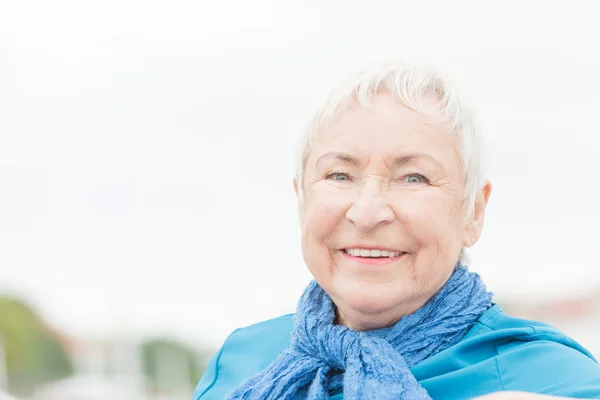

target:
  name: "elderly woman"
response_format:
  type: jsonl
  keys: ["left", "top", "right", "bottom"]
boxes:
{"left": 193, "top": 62, "right": 600, "bottom": 399}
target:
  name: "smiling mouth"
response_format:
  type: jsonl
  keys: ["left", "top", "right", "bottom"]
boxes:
{"left": 343, "top": 248, "right": 405, "bottom": 258}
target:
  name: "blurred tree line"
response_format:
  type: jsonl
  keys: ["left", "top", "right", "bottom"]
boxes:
{"left": 0, "top": 294, "right": 213, "bottom": 397}
{"left": 0, "top": 296, "right": 73, "bottom": 396}
{"left": 142, "top": 338, "right": 213, "bottom": 394}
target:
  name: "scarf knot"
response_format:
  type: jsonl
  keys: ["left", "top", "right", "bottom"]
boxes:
{"left": 293, "top": 323, "right": 360, "bottom": 371}
{"left": 229, "top": 263, "right": 492, "bottom": 400}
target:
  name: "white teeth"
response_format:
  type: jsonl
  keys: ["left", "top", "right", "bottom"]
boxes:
{"left": 344, "top": 249, "right": 402, "bottom": 258}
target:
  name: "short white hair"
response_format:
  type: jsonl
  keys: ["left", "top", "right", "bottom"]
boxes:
{"left": 295, "top": 61, "right": 488, "bottom": 218}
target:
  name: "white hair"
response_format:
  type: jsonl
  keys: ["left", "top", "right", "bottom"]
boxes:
{"left": 295, "top": 61, "right": 488, "bottom": 219}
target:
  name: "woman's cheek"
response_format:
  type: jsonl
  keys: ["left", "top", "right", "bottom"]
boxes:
{"left": 396, "top": 196, "right": 454, "bottom": 248}
{"left": 306, "top": 190, "right": 350, "bottom": 230}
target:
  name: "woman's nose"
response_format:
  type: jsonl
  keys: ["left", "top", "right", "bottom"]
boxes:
{"left": 345, "top": 182, "right": 394, "bottom": 232}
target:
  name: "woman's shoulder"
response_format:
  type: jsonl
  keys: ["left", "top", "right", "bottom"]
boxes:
{"left": 411, "top": 304, "right": 600, "bottom": 398}
{"left": 228, "top": 313, "right": 295, "bottom": 356}
{"left": 457, "top": 304, "right": 600, "bottom": 398}
{"left": 462, "top": 304, "right": 597, "bottom": 369}
{"left": 211, "top": 313, "right": 295, "bottom": 365}
{"left": 193, "top": 314, "right": 295, "bottom": 400}
{"left": 227, "top": 313, "right": 295, "bottom": 344}
{"left": 467, "top": 304, "right": 596, "bottom": 358}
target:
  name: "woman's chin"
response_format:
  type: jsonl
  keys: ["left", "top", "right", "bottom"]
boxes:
{"left": 330, "top": 277, "right": 415, "bottom": 325}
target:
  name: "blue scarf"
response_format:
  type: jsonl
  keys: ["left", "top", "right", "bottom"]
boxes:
{"left": 228, "top": 263, "right": 492, "bottom": 400}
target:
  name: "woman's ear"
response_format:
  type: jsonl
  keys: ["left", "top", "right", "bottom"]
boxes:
{"left": 294, "top": 179, "right": 304, "bottom": 226}
{"left": 463, "top": 180, "right": 492, "bottom": 247}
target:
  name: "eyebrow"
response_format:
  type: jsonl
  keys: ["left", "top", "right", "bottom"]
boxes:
{"left": 315, "top": 152, "right": 362, "bottom": 169}
{"left": 315, "top": 151, "right": 444, "bottom": 171}
{"left": 392, "top": 153, "right": 444, "bottom": 170}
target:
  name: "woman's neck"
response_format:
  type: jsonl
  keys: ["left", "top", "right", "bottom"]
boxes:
{"left": 334, "top": 299, "right": 425, "bottom": 331}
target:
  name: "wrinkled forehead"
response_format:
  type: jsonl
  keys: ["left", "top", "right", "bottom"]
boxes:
{"left": 305, "top": 93, "right": 460, "bottom": 168}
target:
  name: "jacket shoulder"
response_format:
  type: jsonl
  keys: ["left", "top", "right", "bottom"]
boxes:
{"left": 194, "top": 314, "right": 294, "bottom": 400}
{"left": 472, "top": 306, "right": 600, "bottom": 397}
{"left": 233, "top": 313, "right": 295, "bottom": 341}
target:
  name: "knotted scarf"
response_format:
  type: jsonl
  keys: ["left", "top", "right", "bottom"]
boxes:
{"left": 228, "top": 263, "right": 492, "bottom": 399}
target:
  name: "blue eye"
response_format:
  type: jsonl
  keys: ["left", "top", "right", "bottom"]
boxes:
{"left": 326, "top": 172, "right": 351, "bottom": 181}
{"left": 404, "top": 174, "right": 428, "bottom": 184}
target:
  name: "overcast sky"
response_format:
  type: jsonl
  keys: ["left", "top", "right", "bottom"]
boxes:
{"left": 1, "top": 0, "right": 599, "bottom": 349}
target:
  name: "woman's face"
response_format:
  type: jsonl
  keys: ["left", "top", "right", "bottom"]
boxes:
{"left": 296, "top": 93, "right": 490, "bottom": 331}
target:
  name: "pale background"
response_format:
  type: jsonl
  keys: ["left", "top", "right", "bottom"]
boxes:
{"left": 0, "top": 2, "right": 599, "bottom": 396}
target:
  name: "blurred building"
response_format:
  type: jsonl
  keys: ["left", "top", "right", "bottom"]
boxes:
{"left": 31, "top": 335, "right": 199, "bottom": 400}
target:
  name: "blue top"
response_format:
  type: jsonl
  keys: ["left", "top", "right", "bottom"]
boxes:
{"left": 194, "top": 305, "right": 600, "bottom": 399}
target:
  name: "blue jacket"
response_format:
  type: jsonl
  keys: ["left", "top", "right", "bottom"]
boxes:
{"left": 194, "top": 305, "right": 600, "bottom": 399}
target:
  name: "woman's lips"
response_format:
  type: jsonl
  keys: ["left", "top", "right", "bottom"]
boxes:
{"left": 339, "top": 249, "right": 406, "bottom": 265}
